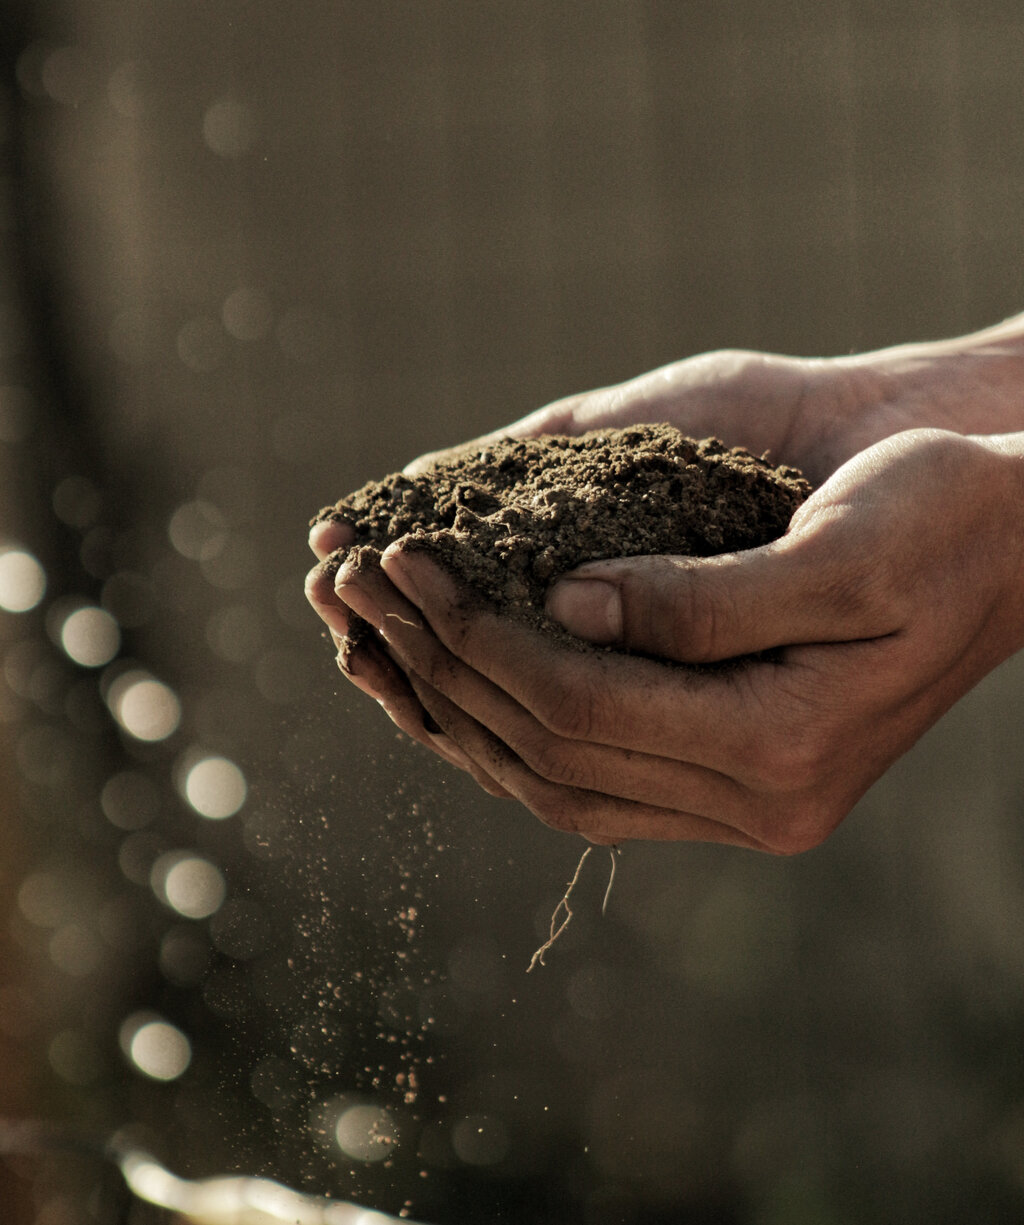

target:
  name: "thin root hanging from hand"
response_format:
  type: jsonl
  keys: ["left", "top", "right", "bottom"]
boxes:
{"left": 527, "top": 844, "right": 620, "bottom": 972}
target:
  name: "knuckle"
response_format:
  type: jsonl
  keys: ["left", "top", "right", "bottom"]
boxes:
{"left": 787, "top": 522, "right": 906, "bottom": 635}
{"left": 440, "top": 605, "right": 474, "bottom": 658}
{"left": 757, "top": 798, "right": 836, "bottom": 856}
{"left": 822, "top": 559, "right": 899, "bottom": 628}
{"left": 658, "top": 566, "right": 734, "bottom": 664}
{"left": 672, "top": 581, "right": 718, "bottom": 663}
{"left": 744, "top": 726, "right": 828, "bottom": 793}
{"left": 526, "top": 787, "right": 584, "bottom": 834}
{"left": 418, "top": 650, "right": 459, "bottom": 694}
{"left": 517, "top": 733, "right": 593, "bottom": 790}
{"left": 775, "top": 738, "right": 827, "bottom": 792}
{"left": 530, "top": 672, "right": 599, "bottom": 741}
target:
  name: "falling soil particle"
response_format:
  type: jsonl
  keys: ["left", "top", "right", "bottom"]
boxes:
{"left": 312, "top": 424, "right": 810, "bottom": 655}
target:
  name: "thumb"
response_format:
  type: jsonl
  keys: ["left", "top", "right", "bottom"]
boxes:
{"left": 544, "top": 538, "right": 890, "bottom": 663}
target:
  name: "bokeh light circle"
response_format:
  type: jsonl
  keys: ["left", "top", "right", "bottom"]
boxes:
{"left": 151, "top": 852, "right": 226, "bottom": 920}
{"left": 60, "top": 605, "right": 120, "bottom": 667}
{"left": 334, "top": 1104, "right": 399, "bottom": 1163}
{"left": 168, "top": 499, "right": 226, "bottom": 561}
{"left": 184, "top": 755, "right": 247, "bottom": 820}
{"left": 107, "top": 670, "right": 181, "bottom": 742}
{"left": 222, "top": 286, "right": 273, "bottom": 341}
{"left": 0, "top": 548, "right": 46, "bottom": 612}
{"left": 120, "top": 1014, "right": 191, "bottom": 1081}
{"left": 202, "top": 97, "right": 257, "bottom": 157}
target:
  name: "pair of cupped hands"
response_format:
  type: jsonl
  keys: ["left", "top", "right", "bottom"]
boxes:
{"left": 307, "top": 322, "right": 1024, "bottom": 852}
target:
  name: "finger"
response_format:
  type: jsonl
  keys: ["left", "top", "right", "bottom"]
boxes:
{"left": 353, "top": 564, "right": 758, "bottom": 822}
{"left": 377, "top": 545, "right": 771, "bottom": 768}
{"left": 544, "top": 526, "right": 898, "bottom": 664}
{"left": 409, "top": 676, "right": 768, "bottom": 849}
{"left": 339, "top": 631, "right": 439, "bottom": 747}
{"left": 309, "top": 517, "right": 354, "bottom": 560}
{"left": 342, "top": 633, "right": 507, "bottom": 790}
{"left": 332, "top": 555, "right": 513, "bottom": 796}
{"left": 305, "top": 558, "right": 354, "bottom": 641}
{"left": 375, "top": 544, "right": 910, "bottom": 846}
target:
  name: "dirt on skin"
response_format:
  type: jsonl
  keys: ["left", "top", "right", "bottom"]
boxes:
{"left": 312, "top": 424, "right": 811, "bottom": 655}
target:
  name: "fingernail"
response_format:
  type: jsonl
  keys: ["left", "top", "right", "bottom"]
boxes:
{"left": 546, "top": 578, "right": 622, "bottom": 644}
{"left": 380, "top": 549, "right": 420, "bottom": 606}
{"left": 335, "top": 577, "right": 382, "bottom": 632}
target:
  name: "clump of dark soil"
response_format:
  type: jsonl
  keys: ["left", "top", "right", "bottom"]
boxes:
{"left": 312, "top": 424, "right": 810, "bottom": 652}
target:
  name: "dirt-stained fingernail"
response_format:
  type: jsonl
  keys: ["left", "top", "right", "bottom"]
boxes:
{"left": 546, "top": 578, "right": 623, "bottom": 644}
{"left": 380, "top": 549, "right": 421, "bottom": 606}
{"left": 335, "top": 582, "right": 382, "bottom": 633}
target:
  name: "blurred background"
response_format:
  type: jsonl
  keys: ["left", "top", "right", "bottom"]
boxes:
{"left": 2, "top": 1, "right": 1024, "bottom": 1222}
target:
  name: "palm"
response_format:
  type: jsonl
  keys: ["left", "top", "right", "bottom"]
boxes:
{"left": 405, "top": 349, "right": 894, "bottom": 489}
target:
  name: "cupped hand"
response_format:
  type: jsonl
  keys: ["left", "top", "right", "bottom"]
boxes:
{"left": 325, "top": 428, "right": 1024, "bottom": 850}
{"left": 304, "top": 344, "right": 885, "bottom": 754}
{"left": 306, "top": 322, "right": 1024, "bottom": 846}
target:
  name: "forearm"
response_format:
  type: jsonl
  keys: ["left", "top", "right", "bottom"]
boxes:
{"left": 832, "top": 311, "right": 1024, "bottom": 439}
{"left": 976, "top": 425, "right": 1024, "bottom": 612}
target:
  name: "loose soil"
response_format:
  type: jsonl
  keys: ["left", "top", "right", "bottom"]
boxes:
{"left": 312, "top": 424, "right": 810, "bottom": 654}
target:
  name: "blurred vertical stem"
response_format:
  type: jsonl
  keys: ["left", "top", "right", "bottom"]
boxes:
{"left": 0, "top": 2, "right": 131, "bottom": 1218}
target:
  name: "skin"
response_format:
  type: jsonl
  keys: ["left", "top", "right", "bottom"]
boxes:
{"left": 306, "top": 314, "right": 1024, "bottom": 852}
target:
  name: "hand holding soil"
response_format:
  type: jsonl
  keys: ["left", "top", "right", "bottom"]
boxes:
{"left": 308, "top": 317, "right": 1024, "bottom": 849}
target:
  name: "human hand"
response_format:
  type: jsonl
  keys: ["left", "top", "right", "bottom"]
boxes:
{"left": 394, "top": 314, "right": 1024, "bottom": 488}
{"left": 307, "top": 318, "right": 1024, "bottom": 844}
{"left": 304, "top": 346, "right": 866, "bottom": 760}
{"left": 309, "top": 318, "right": 1024, "bottom": 566}
{"left": 324, "top": 428, "right": 1024, "bottom": 850}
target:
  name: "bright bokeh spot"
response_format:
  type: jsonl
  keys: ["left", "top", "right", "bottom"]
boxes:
{"left": 0, "top": 548, "right": 46, "bottom": 612}
{"left": 121, "top": 1014, "right": 191, "bottom": 1081}
{"left": 184, "top": 755, "right": 246, "bottom": 819}
{"left": 60, "top": 605, "right": 120, "bottom": 667}
{"left": 153, "top": 853, "right": 226, "bottom": 920}
{"left": 334, "top": 1103, "right": 398, "bottom": 1163}
{"left": 108, "top": 671, "right": 181, "bottom": 742}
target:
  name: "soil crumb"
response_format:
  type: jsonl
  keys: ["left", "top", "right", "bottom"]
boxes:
{"left": 312, "top": 424, "right": 810, "bottom": 650}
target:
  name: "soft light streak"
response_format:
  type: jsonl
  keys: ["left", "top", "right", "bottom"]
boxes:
{"left": 118, "top": 1149, "right": 416, "bottom": 1224}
